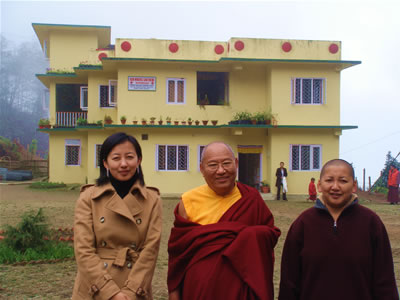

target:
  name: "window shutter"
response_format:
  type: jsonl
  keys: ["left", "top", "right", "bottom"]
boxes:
{"left": 80, "top": 86, "right": 88, "bottom": 110}
{"left": 108, "top": 80, "right": 117, "bottom": 106}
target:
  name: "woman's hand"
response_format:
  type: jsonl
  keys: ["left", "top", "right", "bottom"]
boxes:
{"left": 111, "top": 292, "right": 132, "bottom": 300}
{"left": 169, "top": 289, "right": 180, "bottom": 300}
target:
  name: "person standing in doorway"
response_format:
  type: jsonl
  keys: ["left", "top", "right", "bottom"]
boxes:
{"left": 275, "top": 162, "right": 288, "bottom": 200}
{"left": 387, "top": 164, "right": 399, "bottom": 205}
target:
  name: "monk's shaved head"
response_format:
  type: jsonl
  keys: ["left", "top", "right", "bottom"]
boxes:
{"left": 320, "top": 159, "right": 355, "bottom": 180}
{"left": 201, "top": 142, "right": 235, "bottom": 162}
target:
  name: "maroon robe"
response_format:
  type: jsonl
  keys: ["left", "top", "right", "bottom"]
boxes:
{"left": 168, "top": 182, "right": 281, "bottom": 300}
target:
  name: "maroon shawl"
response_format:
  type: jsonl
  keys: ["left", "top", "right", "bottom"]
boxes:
{"left": 168, "top": 182, "right": 281, "bottom": 300}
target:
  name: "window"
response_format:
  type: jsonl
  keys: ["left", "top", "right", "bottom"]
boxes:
{"left": 80, "top": 86, "right": 88, "bottom": 110}
{"left": 290, "top": 144, "right": 321, "bottom": 171}
{"left": 197, "top": 72, "right": 229, "bottom": 106}
{"left": 99, "top": 80, "right": 117, "bottom": 107}
{"left": 198, "top": 145, "right": 206, "bottom": 170}
{"left": 291, "top": 78, "right": 325, "bottom": 104}
{"left": 65, "top": 139, "right": 81, "bottom": 166}
{"left": 157, "top": 145, "right": 188, "bottom": 171}
{"left": 95, "top": 144, "right": 102, "bottom": 167}
{"left": 167, "top": 78, "right": 185, "bottom": 104}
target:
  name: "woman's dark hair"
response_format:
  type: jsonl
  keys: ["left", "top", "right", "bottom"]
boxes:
{"left": 96, "top": 132, "right": 145, "bottom": 186}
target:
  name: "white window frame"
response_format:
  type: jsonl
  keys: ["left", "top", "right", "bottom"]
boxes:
{"left": 156, "top": 144, "right": 189, "bottom": 171}
{"left": 289, "top": 144, "right": 322, "bottom": 171}
{"left": 65, "top": 139, "right": 81, "bottom": 166}
{"left": 198, "top": 145, "right": 206, "bottom": 171}
{"left": 166, "top": 78, "right": 186, "bottom": 104}
{"left": 109, "top": 80, "right": 118, "bottom": 106}
{"left": 95, "top": 144, "right": 102, "bottom": 168}
{"left": 291, "top": 78, "right": 326, "bottom": 105}
{"left": 80, "top": 86, "right": 88, "bottom": 111}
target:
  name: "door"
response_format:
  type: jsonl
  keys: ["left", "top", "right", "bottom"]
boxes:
{"left": 238, "top": 153, "right": 261, "bottom": 190}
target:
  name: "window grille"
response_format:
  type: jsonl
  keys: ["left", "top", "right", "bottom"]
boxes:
{"left": 95, "top": 144, "right": 102, "bottom": 167}
{"left": 157, "top": 145, "right": 188, "bottom": 171}
{"left": 166, "top": 78, "right": 186, "bottom": 104}
{"left": 292, "top": 78, "right": 325, "bottom": 104}
{"left": 198, "top": 145, "right": 206, "bottom": 168}
{"left": 290, "top": 144, "right": 321, "bottom": 171}
{"left": 99, "top": 85, "right": 111, "bottom": 107}
{"left": 65, "top": 139, "right": 81, "bottom": 166}
{"left": 109, "top": 80, "right": 117, "bottom": 106}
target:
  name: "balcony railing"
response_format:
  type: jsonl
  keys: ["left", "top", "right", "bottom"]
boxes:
{"left": 56, "top": 111, "right": 87, "bottom": 127}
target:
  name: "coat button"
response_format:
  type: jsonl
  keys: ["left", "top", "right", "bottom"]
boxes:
{"left": 130, "top": 243, "right": 137, "bottom": 250}
{"left": 136, "top": 218, "right": 142, "bottom": 225}
{"left": 136, "top": 287, "right": 145, "bottom": 296}
{"left": 127, "top": 262, "right": 132, "bottom": 269}
{"left": 103, "top": 262, "right": 108, "bottom": 268}
{"left": 101, "top": 241, "right": 107, "bottom": 247}
{"left": 100, "top": 217, "right": 105, "bottom": 223}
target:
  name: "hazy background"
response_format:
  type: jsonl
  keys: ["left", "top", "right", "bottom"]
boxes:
{"left": 1, "top": 0, "right": 399, "bottom": 184}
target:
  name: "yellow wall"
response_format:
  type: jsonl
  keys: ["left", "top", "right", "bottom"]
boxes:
{"left": 270, "top": 65, "right": 340, "bottom": 125}
{"left": 49, "top": 31, "right": 99, "bottom": 70}
{"left": 49, "top": 132, "right": 88, "bottom": 184}
{"left": 269, "top": 128, "right": 340, "bottom": 195}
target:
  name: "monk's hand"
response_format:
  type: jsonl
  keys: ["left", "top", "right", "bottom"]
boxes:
{"left": 169, "top": 289, "right": 180, "bottom": 300}
{"left": 111, "top": 292, "right": 132, "bottom": 300}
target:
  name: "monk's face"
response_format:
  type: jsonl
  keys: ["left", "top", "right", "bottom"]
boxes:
{"left": 317, "top": 163, "right": 357, "bottom": 211}
{"left": 200, "top": 143, "right": 238, "bottom": 196}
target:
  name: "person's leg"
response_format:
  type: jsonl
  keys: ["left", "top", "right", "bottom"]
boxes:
{"left": 277, "top": 184, "right": 281, "bottom": 200}
{"left": 283, "top": 190, "right": 287, "bottom": 200}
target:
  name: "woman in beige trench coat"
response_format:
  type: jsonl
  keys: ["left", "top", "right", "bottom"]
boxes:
{"left": 72, "top": 132, "right": 162, "bottom": 300}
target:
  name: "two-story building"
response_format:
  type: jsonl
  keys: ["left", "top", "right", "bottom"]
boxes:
{"left": 33, "top": 23, "right": 360, "bottom": 196}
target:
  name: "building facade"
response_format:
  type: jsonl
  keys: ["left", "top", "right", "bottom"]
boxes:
{"left": 33, "top": 23, "right": 360, "bottom": 195}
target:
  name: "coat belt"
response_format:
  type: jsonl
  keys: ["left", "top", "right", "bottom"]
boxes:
{"left": 96, "top": 247, "right": 139, "bottom": 267}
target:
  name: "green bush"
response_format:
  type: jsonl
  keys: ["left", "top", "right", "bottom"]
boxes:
{"left": 3, "top": 209, "right": 49, "bottom": 252}
{"left": 0, "top": 209, "right": 74, "bottom": 264}
{"left": 29, "top": 181, "right": 67, "bottom": 189}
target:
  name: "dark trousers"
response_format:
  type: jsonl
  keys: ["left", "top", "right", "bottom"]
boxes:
{"left": 277, "top": 184, "right": 287, "bottom": 200}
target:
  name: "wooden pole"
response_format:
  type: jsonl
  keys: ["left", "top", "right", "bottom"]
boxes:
{"left": 363, "top": 168, "right": 366, "bottom": 191}
{"left": 369, "top": 176, "right": 371, "bottom": 192}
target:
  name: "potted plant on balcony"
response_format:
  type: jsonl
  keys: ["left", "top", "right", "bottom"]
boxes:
{"left": 195, "top": 120, "right": 200, "bottom": 126}
{"left": 174, "top": 119, "right": 180, "bottom": 126}
{"left": 104, "top": 115, "right": 113, "bottom": 125}
{"left": 141, "top": 118, "right": 147, "bottom": 125}
{"left": 158, "top": 116, "right": 163, "bottom": 125}
{"left": 166, "top": 116, "right": 172, "bottom": 125}
{"left": 132, "top": 116, "right": 138, "bottom": 125}
{"left": 150, "top": 117, "right": 156, "bottom": 125}
{"left": 260, "top": 181, "right": 270, "bottom": 193}
{"left": 120, "top": 115, "right": 127, "bottom": 125}
{"left": 181, "top": 120, "right": 187, "bottom": 125}
{"left": 96, "top": 120, "right": 103, "bottom": 126}
{"left": 211, "top": 120, "right": 218, "bottom": 126}
{"left": 38, "top": 118, "right": 51, "bottom": 129}
{"left": 77, "top": 117, "right": 88, "bottom": 126}
{"left": 202, "top": 120, "right": 209, "bottom": 126}
{"left": 187, "top": 117, "right": 193, "bottom": 125}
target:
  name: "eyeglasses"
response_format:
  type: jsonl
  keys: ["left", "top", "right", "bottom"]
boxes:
{"left": 205, "top": 160, "right": 234, "bottom": 171}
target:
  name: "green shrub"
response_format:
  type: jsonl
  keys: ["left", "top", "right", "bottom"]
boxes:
{"left": 29, "top": 181, "right": 67, "bottom": 189}
{"left": 0, "top": 209, "right": 74, "bottom": 264}
{"left": 3, "top": 209, "right": 49, "bottom": 252}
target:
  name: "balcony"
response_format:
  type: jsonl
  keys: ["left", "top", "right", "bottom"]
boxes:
{"left": 56, "top": 111, "right": 87, "bottom": 127}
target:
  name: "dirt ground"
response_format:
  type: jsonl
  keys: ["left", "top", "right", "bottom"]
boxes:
{"left": 0, "top": 184, "right": 399, "bottom": 299}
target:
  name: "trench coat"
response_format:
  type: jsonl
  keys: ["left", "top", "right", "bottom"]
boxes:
{"left": 72, "top": 181, "right": 162, "bottom": 300}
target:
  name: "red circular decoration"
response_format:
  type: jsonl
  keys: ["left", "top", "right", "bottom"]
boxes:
{"left": 121, "top": 41, "right": 131, "bottom": 52}
{"left": 329, "top": 43, "right": 339, "bottom": 54}
{"left": 169, "top": 43, "right": 179, "bottom": 53}
{"left": 98, "top": 53, "right": 108, "bottom": 61}
{"left": 234, "top": 40, "right": 245, "bottom": 51}
{"left": 214, "top": 44, "right": 224, "bottom": 55}
{"left": 282, "top": 42, "right": 292, "bottom": 52}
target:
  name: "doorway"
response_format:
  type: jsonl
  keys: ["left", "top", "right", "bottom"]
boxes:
{"left": 238, "top": 153, "right": 261, "bottom": 190}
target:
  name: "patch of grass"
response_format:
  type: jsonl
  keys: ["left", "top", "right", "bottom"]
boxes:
{"left": 29, "top": 181, "right": 67, "bottom": 189}
{"left": 0, "top": 241, "right": 74, "bottom": 264}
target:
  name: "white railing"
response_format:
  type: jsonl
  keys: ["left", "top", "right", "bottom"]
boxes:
{"left": 56, "top": 112, "right": 87, "bottom": 127}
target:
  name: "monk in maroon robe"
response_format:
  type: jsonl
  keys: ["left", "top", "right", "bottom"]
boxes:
{"left": 168, "top": 142, "right": 280, "bottom": 300}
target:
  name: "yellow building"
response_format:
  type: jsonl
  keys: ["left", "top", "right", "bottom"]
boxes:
{"left": 33, "top": 23, "right": 360, "bottom": 196}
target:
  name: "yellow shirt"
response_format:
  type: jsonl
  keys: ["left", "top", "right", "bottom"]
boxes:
{"left": 182, "top": 184, "right": 242, "bottom": 225}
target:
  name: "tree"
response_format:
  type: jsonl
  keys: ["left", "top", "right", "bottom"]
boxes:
{"left": 0, "top": 35, "right": 49, "bottom": 157}
{"left": 372, "top": 151, "right": 400, "bottom": 190}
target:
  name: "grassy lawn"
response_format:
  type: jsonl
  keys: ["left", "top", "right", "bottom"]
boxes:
{"left": 0, "top": 184, "right": 399, "bottom": 299}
